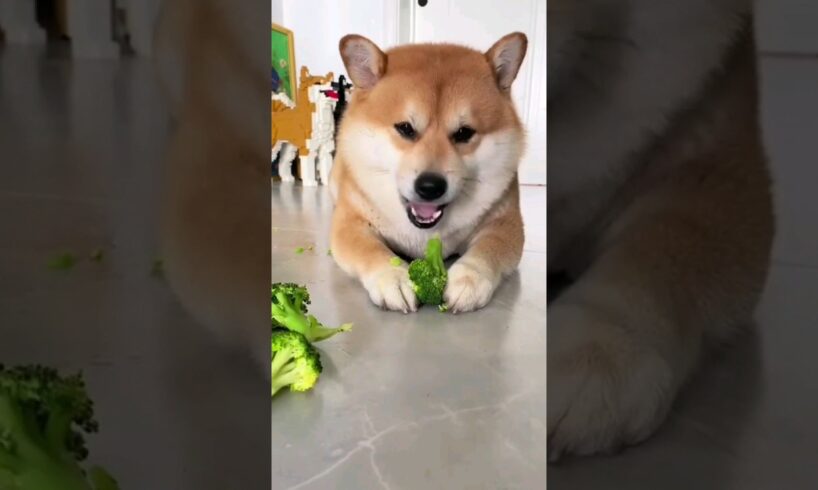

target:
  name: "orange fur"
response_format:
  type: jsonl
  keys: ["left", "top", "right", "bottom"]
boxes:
{"left": 546, "top": 24, "right": 774, "bottom": 458}
{"left": 330, "top": 33, "right": 528, "bottom": 313}
{"left": 153, "top": 0, "right": 269, "bottom": 370}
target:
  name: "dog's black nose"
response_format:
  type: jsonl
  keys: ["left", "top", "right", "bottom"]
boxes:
{"left": 414, "top": 173, "right": 448, "bottom": 201}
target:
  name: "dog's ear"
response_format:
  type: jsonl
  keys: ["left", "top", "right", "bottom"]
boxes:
{"left": 339, "top": 34, "right": 386, "bottom": 90}
{"left": 485, "top": 32, "right": 528, "bottom": 92}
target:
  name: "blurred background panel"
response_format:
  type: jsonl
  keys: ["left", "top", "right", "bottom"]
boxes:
{"left": 548, "top": 1, "right": 818, "bottom": 488}
{"left": 0, "top": 1, "right": 270, "bottom": 489}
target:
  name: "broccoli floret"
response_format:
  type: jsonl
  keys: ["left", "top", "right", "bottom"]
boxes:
{"left": 271, "top": 330, "right": 323, "bottom": 396}
{"left": 0, "top": 364, "right": 119, "bottom": 490}
{"left": 48, "top": 253, "right": 76, "bottom": 271}
{"left": 271, "top": 283, "right": 352, "bottom": 342}
{"left": 271, "top": 283, "right": 311, "bottom": 315}
{"left": 408, "top": 236, "right": 448, "bottom": 306}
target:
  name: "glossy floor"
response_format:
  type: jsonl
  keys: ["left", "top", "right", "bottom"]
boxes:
{"left": 0, "top": 44, "right": 268, "bottom": 489}
{"left": 271, "top": 184, "right": 547, "bottom": 489}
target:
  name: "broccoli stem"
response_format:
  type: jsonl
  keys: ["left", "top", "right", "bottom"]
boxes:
{"left": 304, "top": 317, "right": 352, "bottom": 342}
{"left": 44, "top": 409, "right": 73, "bottom": 454}
{"left": 273, "top": 292, "right": 350, "bottom": 342}
{"left": 0, "top": 396, "right": 19, "bottom": 432}
{"left": 271, "top": 367, "right": 302, "bottom": 397}
{"left": 271, "top": 347, "right": 295, "bottom": 378}
{"left": 0, "top": 470, "right": 16, "bottom": 488}
{"left": 271, "top": 348, "right": 298, "bottom": 396}
{"left": 0, "top": 396, "right": 27, "bottom": 468}
{"left": 426, "top": 236, "right": 445, "bottom": 274}
{"left": 0, "top": 448, "right": 20, "bottom": 475}
{"left": 1, "top": 398, "right": 88, "bottom": 488}
{"left": 0, "top": 439, "right": 89, "bottom": 487}
{"left": 0, "top": 366, "right": 120, "bottom": 490}
{"left": 17, "top": 462, "right": 89, "bottom": 490}
{"left": 291, "top": 293, "right": 305, "bottom": 314}
{"left": 272, "top": 292, "right": 312, "bottom": 333}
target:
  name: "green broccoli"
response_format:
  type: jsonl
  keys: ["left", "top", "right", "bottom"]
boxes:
{"left": 271, "top": 330, "right": 322, "bottom": 396}
{"left": 271, "top": 283, "right": 352, "bottom": 342}
{"left": 48, "top": 253, "right": 77, "bottom": 271}
{"left": 0, "top": 364, "right": 119, "bottom": 490}
{"left": 408, "top": 235, "right": 448, "bottom": 306}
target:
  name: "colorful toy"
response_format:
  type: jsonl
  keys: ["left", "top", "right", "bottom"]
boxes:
{"left": 272, "top": 90, "right": 295, "bottom": 109}
{"left": 272, "top": 68, "right": 281, "bottom": 93}
{"left": 331, "top": 74, "right": 353, "bottom": 136}
{"left": 271, "top": 67, "right": 338, "bottom": 186}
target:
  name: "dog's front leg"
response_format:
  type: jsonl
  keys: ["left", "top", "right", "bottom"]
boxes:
{"left": 445, "top": 192, "right": 524, "bottom": 313}
{"left": 547, "top": 187, "right": 772, "bottom": 459}
{"left": 330, "top": 204, "right": 418, "bottom": 313}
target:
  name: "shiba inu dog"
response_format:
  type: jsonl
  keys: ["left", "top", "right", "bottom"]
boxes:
{"left": 153, "top": 0, "right": 269, "bottom": 370}
{"left": 329, "top": 33, "right": 529, "bottom": 314}
{"left": 547, "top": 0, "right": 774, "bottom": 459}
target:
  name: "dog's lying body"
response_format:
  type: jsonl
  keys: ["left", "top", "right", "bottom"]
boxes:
{"left": 329, "top": 34, "right": 529, "bottom": 314}
{"left": 547, "top": 0, "right": 774, "bottom": 458}
{"left": 153, "top": 0, "right": 270, "bottom": 369}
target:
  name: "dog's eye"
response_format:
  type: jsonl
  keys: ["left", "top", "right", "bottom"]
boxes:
{"left": 394, "top": 122, "right": 417, "bottom": 141}
{"left": 452, "top": 126, "right": 476, "bottom": 144}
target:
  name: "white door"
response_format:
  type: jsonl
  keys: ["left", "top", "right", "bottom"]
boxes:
{"left": 398, "top": 0, "right": 547, "bottom": 185}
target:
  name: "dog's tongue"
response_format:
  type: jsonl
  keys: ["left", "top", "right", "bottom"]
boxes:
{"left": 411, "top": 203, "right": 439, "bottom": 219}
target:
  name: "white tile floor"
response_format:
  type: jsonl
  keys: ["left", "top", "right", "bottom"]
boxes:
{"left": 271, "top": 184, "right": 548, "bottom": 489}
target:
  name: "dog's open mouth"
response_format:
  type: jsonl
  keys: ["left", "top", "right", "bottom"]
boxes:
{"left": 406, "top": 202, "right": 447, "bottom": 229}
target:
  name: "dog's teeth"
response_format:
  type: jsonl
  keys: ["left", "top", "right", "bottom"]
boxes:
{"left": 408, "top": 204, "right": 444, "bottom": 225}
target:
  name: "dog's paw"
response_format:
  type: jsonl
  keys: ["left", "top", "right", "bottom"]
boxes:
{"left": 444, "top": 259, "right": 498, "bottom": 313}
{"left": 547, "top": 303, "right": 675, "bottom": 461}
{"left": 363, "top": 265, "right": 418, "bottom": 313}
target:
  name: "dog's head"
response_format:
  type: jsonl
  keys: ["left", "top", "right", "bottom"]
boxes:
{"left": 299, "top": 66, "right": 334, "bottom": 87}
{"left": 336, "top": 33, "right": 527, "bottom": 230}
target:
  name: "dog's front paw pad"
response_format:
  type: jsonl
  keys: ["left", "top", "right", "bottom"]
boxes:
{"left": 547, "top": 305, "right": 674, "bottom": 460}
{"left": 364, "top": 266, "right": 418, "bottom": 313}
{"left": 444, "top": 262, "right": 497, "bottom": 313}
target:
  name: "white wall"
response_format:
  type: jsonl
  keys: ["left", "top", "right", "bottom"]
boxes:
{"left": 273, "top": 0, "right": 545, "bottom": 184}
{"left": 271, "top": 0, "right": 282, "bottom": 24}
{"left": 756, "top": 0, "right": 818, "bottom": 53}
{"left": 277, "top": 0, "right": 396, "bottom": 79}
